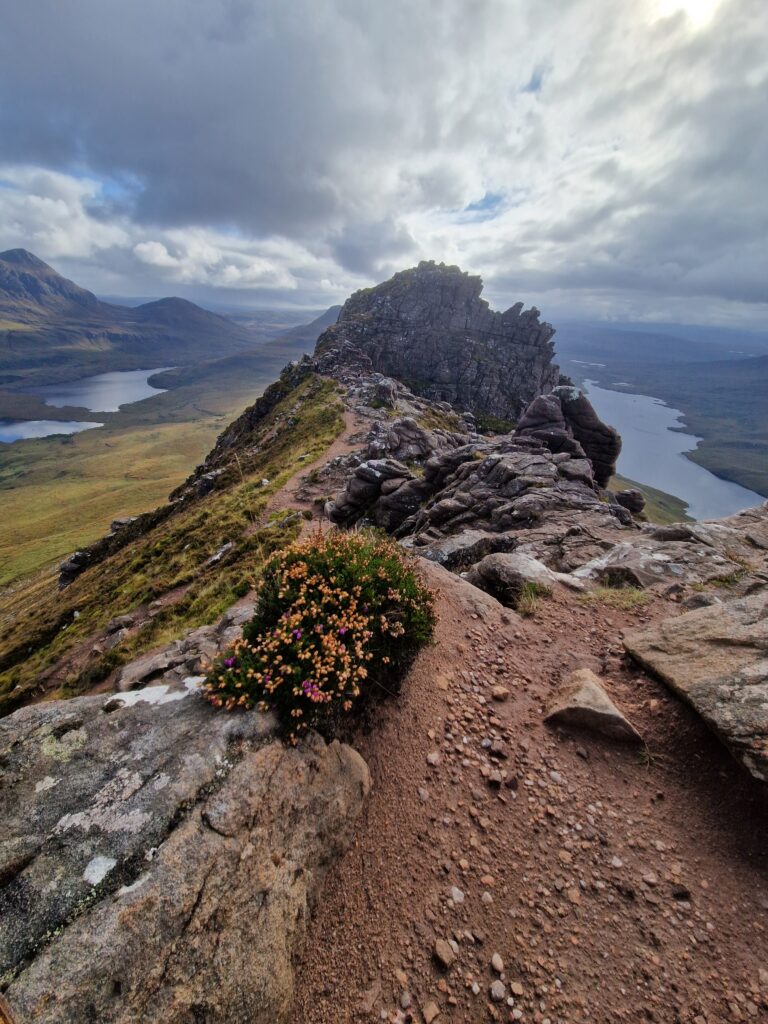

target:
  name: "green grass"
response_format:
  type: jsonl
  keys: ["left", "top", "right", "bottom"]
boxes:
{"left": 0, "top": 374, "right": 345, "bottom": 714}
{"left": 475, "top": 414, "right": 516, "bottom": 435}
{"left": 610, "top": 475, "right": 692, "bottom": 525}
{"left": 515, "top": 581, "right": 551, "bottom": 617}
{"left": 417, "top": 407, "right": 464, "bottom": 432}
{"left": 578, "top": 586, "right": 651, "bottom": 611}
{"left": 0, "top": 357, "right": 289, "bottom": 586}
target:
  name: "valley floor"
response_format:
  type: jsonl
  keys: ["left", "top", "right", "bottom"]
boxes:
{"left": 0, "top": 368, "right": 278, "bottom": 586}
{"left": 290, "top": 562, "right": 767, "bottom": 1024}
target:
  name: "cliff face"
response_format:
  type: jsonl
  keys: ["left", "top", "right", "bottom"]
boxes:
{"left": 315, "top": 261, "right": 560, "bottom": 420}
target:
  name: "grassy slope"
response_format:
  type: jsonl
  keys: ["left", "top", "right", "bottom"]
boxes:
{"left": 0, "top": 373, "right": 345, "bottom": 714}
{"left": 0, "top": 339, "right": 313, "bottom": 585}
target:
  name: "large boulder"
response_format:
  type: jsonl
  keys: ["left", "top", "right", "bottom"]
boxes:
{"left": 465, "top": 551, "right": 585, "bottom": 605}
{"left": 516, "top": 385, "right": 621, "bottom": 488}
{"left": 545, "top": 669, "right": 642, "bottom": 742}
{"left": 0, "top": 685, "right": 370, "bottom": 1023}
{"left": 624, "top": 591, "right": 768, "bottom": 782}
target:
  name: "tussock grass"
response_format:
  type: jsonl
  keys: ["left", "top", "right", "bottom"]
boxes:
{"left": 578, "top": 586, "right": 650, "bottom": 611}
{"left": 515, "top": 581, "right": 551, "bottom": 617}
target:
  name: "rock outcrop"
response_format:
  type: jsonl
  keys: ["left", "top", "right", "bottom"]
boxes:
{"left": 624, "top": 591, "right": 768, "bottom": 782}
{"left": 0, "top": 687, "right": 369, "bottom": 1023}
{"left": 326, "top": 425, "right": 631, "bottom": 567}
{"left": 464, "top": 551, "right": 586, "bottom": 606}
{"left": 315, "top": 261, "right": 560, "bottom": 420}
{"left": 515, "top": 385, "right": 622, "bottom": 488}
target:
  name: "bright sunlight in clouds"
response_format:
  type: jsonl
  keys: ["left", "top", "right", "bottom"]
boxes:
{"left": 0, "top": 0, "right": 765, "bottom": 326}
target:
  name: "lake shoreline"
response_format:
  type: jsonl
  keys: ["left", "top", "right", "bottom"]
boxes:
{"left": 571, "top": 366, "right": 768, "bottom": 503}
{"left": 0, "top": 367, "right": 174, "bottom": 444}
{"left": 582, "top": 378, "right": 765, "bottom": 520}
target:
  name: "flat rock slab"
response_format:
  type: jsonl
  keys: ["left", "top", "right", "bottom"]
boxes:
{"left": 0, "top": 685, "right": 370, "bottom": 1023}
{"left": 624, "top": 591, "right": 768, "bottom": 783}
{"left": 545, "top": 668, "right": 642, "bottom": 742}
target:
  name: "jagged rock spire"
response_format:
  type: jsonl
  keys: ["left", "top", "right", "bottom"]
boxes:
{"left": 315, "top": 261, "right": 560, "bottom": 419}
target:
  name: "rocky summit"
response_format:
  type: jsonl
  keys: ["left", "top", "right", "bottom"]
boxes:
{"left": 1, "top": 264, "right": 767, "bottom": 1024}
{"left": 315, "top": 260, "right": 561, "bottom": 420}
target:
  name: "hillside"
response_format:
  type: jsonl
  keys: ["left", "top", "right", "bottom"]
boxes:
{"left": 1, "top": 264, "right": 766, "bottom": 1024}
{"left": 0, "top": 303, "right": 340, "bottom": 586}
{"left": 0, "top": 248, "right": 257, "bottom": 388}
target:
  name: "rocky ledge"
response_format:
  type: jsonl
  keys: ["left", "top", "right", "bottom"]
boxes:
{"left": 0, "top": 686, "right": 369, "bottom": 1023}
{"left": 318, "top": 364, "right": 768, "bottom": 783}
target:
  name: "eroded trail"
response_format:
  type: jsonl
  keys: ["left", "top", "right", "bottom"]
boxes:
{"left": 259, "top": 408, "right": 367, "bottom": 537}
{"left": 290, "top": 562, "right": 767, "bottom": 1024}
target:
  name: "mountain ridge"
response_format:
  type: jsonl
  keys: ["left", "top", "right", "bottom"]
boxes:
{"left": 0, "top": 261, "right": 766, "bottom": 1024}
{"left": 0, "top": 249, "right": 258, "bottom": 388}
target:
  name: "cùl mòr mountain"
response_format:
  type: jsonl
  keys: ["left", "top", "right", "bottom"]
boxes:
{"left": 0, "top": 248, "right": 257, "bottom": 387}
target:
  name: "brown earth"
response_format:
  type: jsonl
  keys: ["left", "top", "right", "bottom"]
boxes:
{"left": 289, "top": 561, "right": 768, "bottom": 1024}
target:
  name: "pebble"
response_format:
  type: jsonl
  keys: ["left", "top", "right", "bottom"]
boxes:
{"left": 434, "top": 939, "right": 456, "bottom": 969}
{"left": 400, "top": 991, "right": 412, "bottom": 1010}
{"left": 491, "top": 952, "right": 504, "bottom": 973}
{"left": 427, "top": 752, "right": 441, "bottom": 767}
{"left": 491, "top": 686, "right": 509, "bottom": 702}
{"left": 490, "top": 980, "right": 506, "bottom": 1002}
{"left": 450, "top": 886, "right": 465, "bottom": 904}
{"left": 422, "top": 1002, "right": 440, "bottom": 1024}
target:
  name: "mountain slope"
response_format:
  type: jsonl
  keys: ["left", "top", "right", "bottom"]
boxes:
{"left": 0, "top": 249, "right": 257, "bottom": 387}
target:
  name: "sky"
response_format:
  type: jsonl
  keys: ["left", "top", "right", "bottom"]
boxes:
{"left": 0, "top": 0, "right": 766, "bottom": 325}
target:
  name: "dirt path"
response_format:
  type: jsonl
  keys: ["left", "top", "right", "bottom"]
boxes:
{"left": 290, "top": 562, "right": 768, "bottom": 1024}
{"left": 255, "top": 408, "right": 366, "bottom": 539}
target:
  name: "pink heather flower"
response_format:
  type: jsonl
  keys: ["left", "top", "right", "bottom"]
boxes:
{"left": 338, "top": 627, "right": 347, "bottom": 636}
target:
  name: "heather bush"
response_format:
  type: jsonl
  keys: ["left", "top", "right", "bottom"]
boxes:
{"left": 204, "top": 529, "right": 435, "bottom": 741}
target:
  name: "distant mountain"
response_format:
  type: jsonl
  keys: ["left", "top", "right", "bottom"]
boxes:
{"left": 270, "top": 304, "right": 341, "bottom": 349}
{"left": 0, "top": 249, "right": 257, "bottom": 388}
{"left": 149, "top": 305, "right": 342, "bottom": 392}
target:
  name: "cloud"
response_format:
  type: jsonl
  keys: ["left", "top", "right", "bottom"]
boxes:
{"left": 0, "top": 0, "right": 765, "bottom": 323}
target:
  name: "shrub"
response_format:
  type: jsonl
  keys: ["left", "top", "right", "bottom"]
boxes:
{"left": 204, "top": 529, "right": 435, "bottom": 741}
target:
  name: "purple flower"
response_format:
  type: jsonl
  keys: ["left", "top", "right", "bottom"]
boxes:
{"left": 224, "top": 657, "right": 235, "bottom": 668}
{"left": 293, "top": 629, "right": 302, "bottom": 640}
{"left": 338, "top": 627, "right": 347, "bottom": 636}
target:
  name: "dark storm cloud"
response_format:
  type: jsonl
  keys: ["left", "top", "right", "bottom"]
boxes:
{"left": 0, "top": 0, "right": 765, "bottom": 324}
